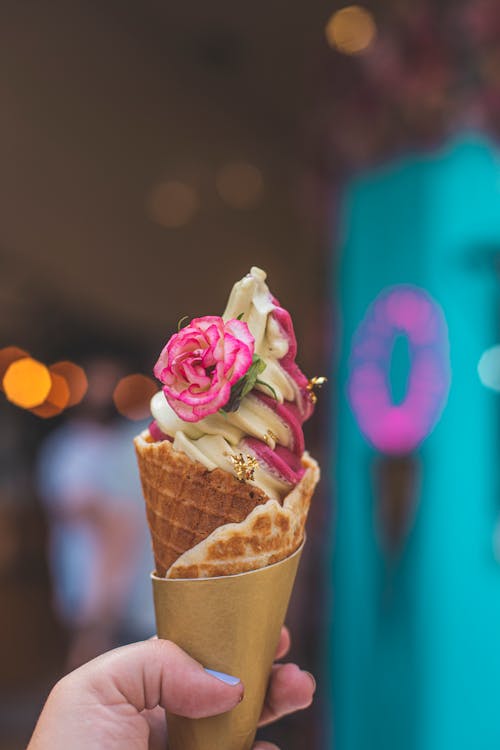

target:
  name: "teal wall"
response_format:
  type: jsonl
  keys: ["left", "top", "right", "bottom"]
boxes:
{"left": 331, "top": 135, "right": 500, "bottom": 750}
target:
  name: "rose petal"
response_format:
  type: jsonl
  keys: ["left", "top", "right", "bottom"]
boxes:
{"left": 225, "top": 319, "right": 255, "bottom": 352}
{"left": 201, "top": 346, "right": 217, "bottom": 368}
{"left": 153, "top": 343, "right": 170, "bottom": 381}
{"left": 163, "top": 392, "right": 198, "bottom": 422}
{"left": 203, "top": 321, "right": 223, "bottom": 345}
{"left": 223, "top": 333, "right": 253, "bottom": 383}
{"left": 180, "top": 360, "right": 211, "bottom": 389}
{"left": 192, "top": 381, "right": 231, "bottom": 418}
{"left": 205, "top": 324, "right": 225, "bottom": 361}
{"left": 168, "top": 331, "right": 204, "bottom": 358}
{"left": 190, "top": 316, "right": 224, "bottom": 333}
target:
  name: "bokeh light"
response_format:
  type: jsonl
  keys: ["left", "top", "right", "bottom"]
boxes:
{"left": 477, "top": 345, "right": 500, "bottom": 391}
{"left": 3, "top": 357, "right": 52, "bottom": 409}
{"left": 113, "top": 374, "right": 158, "bottom": 420}
{"left": 216, "top": 161, "right": 264, "bottom": 210}
{"left": 325, "top": 5, "right": 377, "bottom": 55}
{"left": 0, "top": 346, "right": 30, "bottom": 384}
{"left": 50, "top": 361, "right": 88, "bottom": 406}
{"left": 147, "top": 180, "right": 199, "bottom": 228}
{"left": 31, "top": 372, "right": 71, "bottom": 418}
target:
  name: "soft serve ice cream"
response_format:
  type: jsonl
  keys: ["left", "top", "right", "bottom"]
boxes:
{"left": 148, "top": 267, "right": 317, "bottom": 502}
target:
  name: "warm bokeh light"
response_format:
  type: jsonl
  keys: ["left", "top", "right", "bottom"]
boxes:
{"left": 147, "top": 180, "right": 199, "bottom": 228}
{"left": 477, "top": 345, "right": 500, "bottom": 391}
{"left": 0, "top": 346, "right": 30, "bottom": 384}
{"left": 31, "top": 372, "right": 71, "bottom": 418}
{"left": 50, "top": 361, "right": 88, "bottom": 406}
{"left": 325, "top": 5, "right": 376, "bottom": 55}
{"left": 3, "top": 357, "right": 52, "bottom": 409}
{"left": 113, "top": 374, "right": 158, "bottom": 420}
{"left": 215, "top": 161, "right": 264, "bottom": 210}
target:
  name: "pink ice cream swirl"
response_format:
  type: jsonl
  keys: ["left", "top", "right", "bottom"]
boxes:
{"left": 240, "top": 300, "right": 314, "bottom": 489}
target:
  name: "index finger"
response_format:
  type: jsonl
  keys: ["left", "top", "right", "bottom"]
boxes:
{"left": 274, "top": 627, "right": 291, "bottom": 661}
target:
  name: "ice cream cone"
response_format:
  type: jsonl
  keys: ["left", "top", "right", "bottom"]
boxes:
{"left": 133, "top": 266, "right": 322, "bottom": 747}
{"left": 152, "top": 541, "right": 304, "bottom": 750}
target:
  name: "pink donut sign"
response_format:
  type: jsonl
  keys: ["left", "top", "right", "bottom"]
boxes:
{"left": 348, "top": 286, "right": 451, "bottom": 454}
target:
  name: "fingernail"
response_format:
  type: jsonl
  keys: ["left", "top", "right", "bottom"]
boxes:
{"left": 204, "top": 668, "right": 241, "bottom": 686}
{"left": 304, "top": 671, "right": 317, "bottom": 694}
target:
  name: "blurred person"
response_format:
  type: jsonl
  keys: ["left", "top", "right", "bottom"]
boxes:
{"left": 27, "top": 626, "right": 316, "bottom": 750}
{"left": 37, "top": 356, "right": 155, "bottom": 670}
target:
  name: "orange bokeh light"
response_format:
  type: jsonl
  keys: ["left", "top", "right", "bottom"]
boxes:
{"left": 0, "top": 346, "right": 30, "bottom": 385}
{"left": 50, "top": 361, "right": 88, "bottom": 407}
{"left": 3, "top": 357, "right": 52, "bottom": 408}
{"left": 113, "top": 374, "right": 158, "bottom": 421}
{"left": 325, "top": 5, "right": 376, "bottom": 55}
{"left": 31, "top": 372, "right": 71, "bottom": 418}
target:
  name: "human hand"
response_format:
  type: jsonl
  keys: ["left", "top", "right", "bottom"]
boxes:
{"left": 27, "top": 626, "right": 315, "bottom": 750}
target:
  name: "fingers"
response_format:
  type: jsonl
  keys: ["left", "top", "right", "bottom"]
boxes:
{"left": 274, "top": 626, "right": 291, "bottom": 661}
{"left": 258, "top": 663, "right": 316, "bottom": 727}
{"left": 142, "top": 707, "right": 166, "bottom": 750}
{"left": 253, "top": 743, "right": 280, "bottom": 750}
{"left": 70, "top": 638, "right": 244, "bottom": 720}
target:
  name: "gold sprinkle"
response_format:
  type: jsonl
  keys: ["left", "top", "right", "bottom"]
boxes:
{"left": 307, "top": 376, "right": 328, "bottom": 403}
{"left": 263, "top": 429, "right": 278, "bottom": 447}
{"left": 226, "top": 452, "right": 259, "bottom": 482}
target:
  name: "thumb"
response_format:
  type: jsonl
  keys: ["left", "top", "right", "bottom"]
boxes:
{"left": 70, "top": 638, "right": 244, "bottom": 719}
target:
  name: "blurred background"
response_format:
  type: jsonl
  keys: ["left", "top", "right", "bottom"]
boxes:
{"left": 3, "top": 1, "right": 500, "bottom": 749}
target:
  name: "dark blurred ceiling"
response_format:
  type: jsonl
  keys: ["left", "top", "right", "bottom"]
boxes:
{"left": 0, "top": 0, "right": 334, "bottom": 366}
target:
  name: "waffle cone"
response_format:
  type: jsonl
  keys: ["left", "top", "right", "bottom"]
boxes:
{"left": 134, "top": 433, "right": 270, "bottom": 576}
{"left": 167, "top": 452, "right": 319, "bottom": 578}
{"left": 135, "top": 432, "right": 320, "bottom": 579}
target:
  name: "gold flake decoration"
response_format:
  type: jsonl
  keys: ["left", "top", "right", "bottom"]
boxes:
{"left": 226, "top": 452, "right": 259, "bottom": 482}
{"left": 307, "top": 376, "right": 328, "bottom": 403}
{"left": 263, "top": 429, "right": 278, "bottom": 447}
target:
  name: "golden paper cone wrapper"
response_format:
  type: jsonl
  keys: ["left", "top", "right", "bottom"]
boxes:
{"left": 152, "top": 541, "right": 304, "bottom": 750}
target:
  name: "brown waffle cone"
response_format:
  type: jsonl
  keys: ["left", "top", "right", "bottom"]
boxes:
{"left": 134, "top": 432, "right": 269, "bottom": 576}
{"left": 167, "top": 451, "right": 319, "bottom": 578}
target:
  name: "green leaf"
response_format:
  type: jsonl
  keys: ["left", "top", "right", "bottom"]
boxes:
{"left": 222, "top": 354, "right": 274, "bottom": 412}
{"left": 236, "top": 312, "right": 245, "bottom": 320}
{"left": 255, "top": 378, "right": 278, "bottom": 400}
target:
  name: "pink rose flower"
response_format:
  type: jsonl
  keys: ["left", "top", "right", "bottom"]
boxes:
{"left": 154, "top": 316, "right": 254, "bottom": 422}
